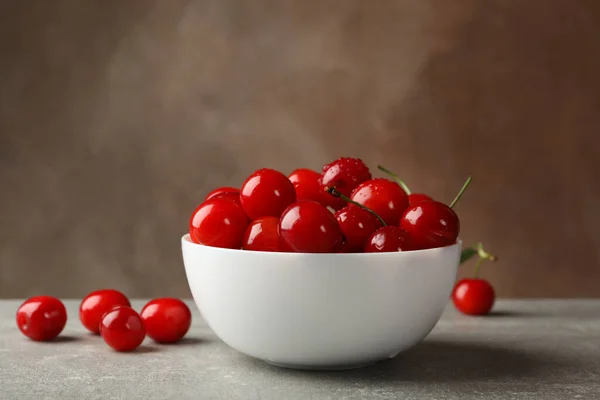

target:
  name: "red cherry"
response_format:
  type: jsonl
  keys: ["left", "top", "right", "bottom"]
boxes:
{"left": 288, "top": 169, "right": 323, "bottom": 202}
{"left": 320, "top": 157, "right": 372, "bottom": 211}
{"left": 350, "top": 178, "right": 408, "bottom": 226}
{"left": 79, "top": 289, "right": 130, "bottom": 334}
{"left": 189, "top": 198, "right": 249, "bottom": 249}
{"left": 321, "top": 157, "right": 372, "bottom": 196}
{"left": 140, "top": 298, "right": 191, "bottom": 343}
{"left": 16, "top": 296, "right": 67, "bottom": 341}
{"left": 288, "top": 168, "right": 345, "bottom": 210}
{"left": 408, "top": 193, "right": 433, "bottom": 206}
{"left": 335, "top": 206, "right": 382, "bottom": 252}
{"left": 364, "top": 226, "right": 408, "bottom": 253}
{"left": 205, "top": 186, "right": 241, "bottom": 206}
{"left": 242, "top": 216, "right": 282, "bottom": 252}
{"left": 205, "top": 186, "right": 239, "bottom": 200}
{"left": 279, "top": 200, "right": 343, "bottom": 253}
{"left": 240, "top": 168, "right": 296, "bottom": 220}
{"left": 400, "top": 201, "right": 459, "bottom": 250}
{"left": 452, "top": 279, "right": 495, "bottom": 315}
{"left": 453, "top": 242, "right": 498, "bottom": 315}
{"left": 100, "top": 305, "right": 146, "bottom": 352}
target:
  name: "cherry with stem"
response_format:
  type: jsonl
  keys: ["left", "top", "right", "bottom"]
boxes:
{"left": 472, "top": 242, "right": 498, "bottom": 276}
{"left": 378, "top": 164, "right": 472, "bottom": 209}
{"left": 460, "top": 242, "right": 498, "bottom": 266}
{"left": 449, "top": 177, "right": 472, "bottom": 209}
{"left": 453, "top": 242, "right": 498, "bottom": 316}
{"left": 326, "top": 186, "right": 387, "bottom": 227}
{"left": 376, "top": 165, "right": 411, "bottom": 194}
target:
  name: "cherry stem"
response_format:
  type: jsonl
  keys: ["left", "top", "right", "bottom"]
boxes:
{"left": 473, "top": 242, "right": 498, "bottom": 279}
{"left": 376, "top": 165, "right": 412, "bottom": 195}
{"left": 473, "top": 257, "right": 484, "bottom": 279}
{"left": 449, "top": 176, "right": 472, "bottom": 209}
{"left": 326, "top": 187, "right": 387, "bottom": 227}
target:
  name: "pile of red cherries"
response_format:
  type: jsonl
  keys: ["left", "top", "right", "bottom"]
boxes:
{"left": 191, "top": 157, "right": 500, "bottom": 316}
{"left": 16, "top": 290, "right": 191, "bottom": 351}
{"left": 190, "top": 157, "right": 470, "bottom": 253}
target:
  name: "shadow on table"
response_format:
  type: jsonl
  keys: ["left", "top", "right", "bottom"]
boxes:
{"left": 153, "top": 337, "right": 213, "bottom": 346}
{"left": 47, "top": 335, "right": 81, "bottom": 343}
{"left": 245, "top": 340, "right": 568, "bottom": 383}
{"left": 484, "top": 310, "right": 523, "bottom": 317}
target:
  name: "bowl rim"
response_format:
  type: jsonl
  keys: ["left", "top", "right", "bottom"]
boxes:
{"left": 181, "top": 234, "right": 462, "bottom": 258}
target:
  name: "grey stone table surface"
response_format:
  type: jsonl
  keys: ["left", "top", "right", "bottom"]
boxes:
{"left": 1, "top": 300, "right": 599, "bottom": 400}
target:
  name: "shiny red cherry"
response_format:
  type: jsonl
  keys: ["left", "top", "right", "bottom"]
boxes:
{"left": 189, "top": 198, "right": 249, "bottom": 249}
{"left": 408, "top": 193, "right": 433, "bottom": 206}
{"left": 288, "top": 168, "right": 345, "bottom": 210}
{"left": 240, "top": 168, "right": 296, "bottom": 220}
{"left": 140, "top": 298, "right": 191, "bottom": 343}
{"left": 452, "top": 279, "right": 495, "bottom": 315}
{"left": 335, "top": 206, "right": 382, "bottom": 252}
{"left": 400, "top": 200, "right": 459, "bottom": 250}
{"left": 319, "top": 157, "right": 372, "bottom": 210}
{"left": 350, "top": 178, "right": 408, "bottom": 226}
{"left": 279, "top": 200, "right": 343, "bottom": 253}
{"left": 242, "top": 216, "right": 282, "bottom": 252}
{"left": 16, "top": 296, "right": 67, "bottom": 341}
{"left": 79, "top": 289, "right": 130, "bottom": 334}
{"left": 205, "top": 186, "right": 241, "bottom": 206}
{"left": 288, "top": 169, "right": 323, "bottom": 202}
{"left": 321, "top": 157, "right": 372, "bottom": 196}
{"left": 100, "top": 306, "right": 146, "bottom": 352}
{"left": 364, "top": 226, "right": 408, "bottom": 252}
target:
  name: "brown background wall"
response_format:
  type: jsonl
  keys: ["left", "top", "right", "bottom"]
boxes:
{"left": 1, "top": 0, "right": 599, "bottom": 299}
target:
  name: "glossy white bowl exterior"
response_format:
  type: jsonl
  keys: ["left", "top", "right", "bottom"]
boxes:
{"left": 182, "top": 234, "right": 460, "bottom": 369}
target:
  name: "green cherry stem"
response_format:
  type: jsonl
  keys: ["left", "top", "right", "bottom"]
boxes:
{"left": 473, "top": 257, "right": 485, "bottom": 279}
{"left": 449, "top": 176, "right": 472, "bottom": 209}
{"left": 326, "top": 187, "right": 387, "bottom": 227}
{"left": 477, "top": 241, "right": 498, "bottom": 262}
{"left": 472, "top": 242, "right": 498, "bottom": 278}
{"left": 376, "top": 165, "right": 412, "bottom": 194}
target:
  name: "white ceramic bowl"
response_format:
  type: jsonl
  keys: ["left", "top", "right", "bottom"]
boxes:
{"left": 182, "top": 234, "right": 460, "bottom": 370}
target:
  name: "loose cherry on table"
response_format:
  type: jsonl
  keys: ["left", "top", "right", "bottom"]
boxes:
{"left": 79, "top": 289, "right": 131, "bottom": 334}
{"left": 242, "top": 216, "right": 282, "bottom": 252}
{"left": 100, "top": 305, "right": 146, "bottom": 352}
{"left": 453, "top": 243, "right": 498, "bottom": 315}
{"left": 319, "top": 157, "right": 372, "bottom": 210}
{"left": 240, "top": 168, "right": 296, "bottom": 221}
{"left": 279, "top": 200, "right": 343, "bottom": 253}
{"left": 140, "top": 298, "right": 191, "bottom": 343}
{"left": 204, "top": 186, "right": 241, "bottom": 206}
{"left": 349, "top": 178, "right": 409, "bottom": 226}
{"left": 16, "top": 296, "right": 67, "bottom": 341}
{"left": 189, "top": 197, "right": 249, "bottom": 249}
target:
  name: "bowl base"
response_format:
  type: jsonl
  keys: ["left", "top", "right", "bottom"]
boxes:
{"left": 264, "top": 359, "right": 381, "bottom": 371}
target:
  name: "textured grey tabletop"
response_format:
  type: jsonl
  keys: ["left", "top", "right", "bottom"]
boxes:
{"left": 1, "top": 300, "right": 599, "bottom": 400}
